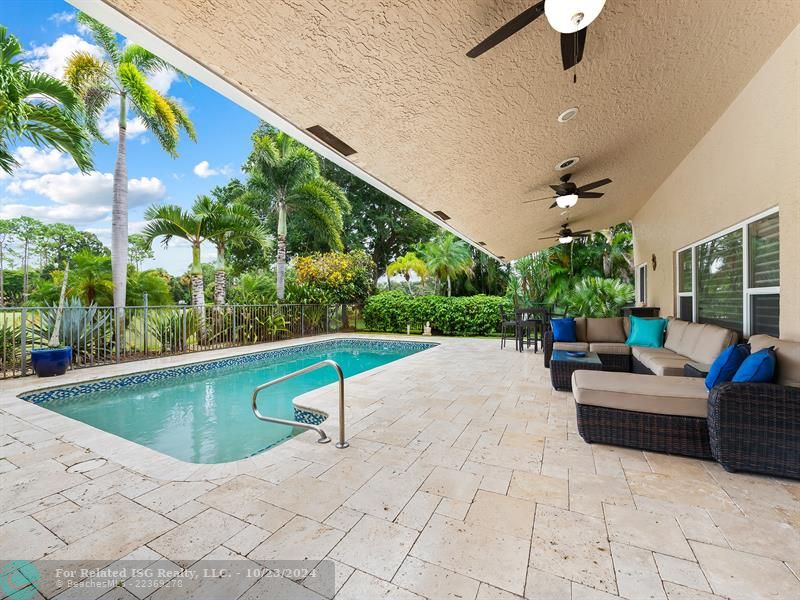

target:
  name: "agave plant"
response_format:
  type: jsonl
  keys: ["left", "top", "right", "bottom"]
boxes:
{"left": 148, "top": 308, "right": 197, "bottom": 352}
{"left": 563, "top": 276, "right": 634, "bottom": 318}
{"left": 35, "top": 297, "right": 112, "bottom": 360}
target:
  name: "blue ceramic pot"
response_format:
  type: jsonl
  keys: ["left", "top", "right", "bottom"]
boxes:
{"left": 30, "top": 347, "right": 72, "bottom": 377}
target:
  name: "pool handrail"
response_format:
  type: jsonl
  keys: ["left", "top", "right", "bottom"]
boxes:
{"left": 250, "top": 359, "right": 349, "bottom": 449}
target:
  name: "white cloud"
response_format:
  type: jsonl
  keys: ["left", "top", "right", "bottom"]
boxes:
{"left": 99, "top": 114, "right": 148, "bottom": 140}
{"left": 6, "top": 171, "right": 166, "bottom": 208}
{"left": 48, "top": 11, "right": 75, "bottom": 25}
{"left": 147, "top": 70, "right": 179, "bottom": 95}
{"left": 4, "top": 147, "right": 77, "bottom": 179}
{"left": 0, "top": 202, "right": 110, "bottom": 223}
{"left": 193, "top": 161, "right": 232, "bottom": 178}
{"left": 27, "top": 34, "right": 102, "bottom": 79}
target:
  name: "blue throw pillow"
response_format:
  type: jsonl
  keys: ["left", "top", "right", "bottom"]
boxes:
{"left": 551, "top": 318, "right": 577, "bottom": 342}
{"left": 705, "top": 344, "right": 750, "bottom": 390}
{"left": 732, "top": 347, "right": 777, "bottom": 383}
{"left": 626, "top": 316, "right": 667, "bottom": 348}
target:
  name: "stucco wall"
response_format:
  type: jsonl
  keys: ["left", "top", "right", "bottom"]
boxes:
{"left": 632, "top": 25, "right": 799, "bottom": 339}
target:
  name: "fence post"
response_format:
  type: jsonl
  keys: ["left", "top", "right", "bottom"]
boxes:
{"left": 114, "top": 308, "right": 121, "bottom": 363}
{"left": 232, "top": 304, "right": 237, "bottom": 346}
{"left": 20, "top": 307, "right": 27, "bottom": 375}
{"left": 326, "top": 304, "right": 330, "bottom": 333}
{"left": 181, "top": 303, "right": 187, "bottom": 352}
{"left": 142, "top": 293, "right": 149, "bottom": 357}
{"left": 301, "top": 305, "right": 305, "bottom": 337}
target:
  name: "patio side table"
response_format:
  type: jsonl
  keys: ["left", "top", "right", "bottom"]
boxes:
{"left": 550, "top": 350, "right": 603, "bottom": 392}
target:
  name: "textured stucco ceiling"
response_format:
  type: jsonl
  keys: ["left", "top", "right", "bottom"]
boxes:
{"left": 92, "top": 0, "right": 800, "bottom": 259}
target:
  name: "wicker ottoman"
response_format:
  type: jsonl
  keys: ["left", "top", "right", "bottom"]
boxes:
{"left": 550, "top": 350, "right": 603, "bottom": 391}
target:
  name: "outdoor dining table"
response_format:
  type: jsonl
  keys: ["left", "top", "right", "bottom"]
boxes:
{"left": 515, "top": 307, "right": 550, "bottom": 353}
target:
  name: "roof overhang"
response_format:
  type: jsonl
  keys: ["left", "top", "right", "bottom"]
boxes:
{"left": 70, "top": 0, "right": 800, "bottom": 261}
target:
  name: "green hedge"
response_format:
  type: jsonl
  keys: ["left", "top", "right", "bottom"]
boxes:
{"left": 363, "top": 291, "right": 511, "bottom": 336}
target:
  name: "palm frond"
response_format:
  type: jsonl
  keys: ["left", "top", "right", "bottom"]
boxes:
{"left": 142, "top": 204, "right": 198, "bottom": 247}
{"left": 64, "top": 52, "right": 111, "bottom": 93}
{"left": 18, "top": 71, "right": 81, "bottom": 112}
{"left": 119, "top": 45, "right": 171, "bottom": 75}
{"left": 76, "top": 13, "right": 120, "bottom": 65}
{"left": 21, "top": 105, "right": 93, "bottom": 172}
{"left": 118, "top": 62, "right": 155, "bottom": 116}
{"left": 163, "top": 97, "right": 196, "bottom": 141}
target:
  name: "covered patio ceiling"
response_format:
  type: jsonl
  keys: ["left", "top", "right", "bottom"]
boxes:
{"left": 74, "top": 0, "right": 800, "bottom": 261}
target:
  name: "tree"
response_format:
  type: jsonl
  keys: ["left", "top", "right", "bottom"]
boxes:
{"left": 66, "top": 251, "right": 113, "bottom": 305}
{"left": 453, "top": 248, "right": 509, "bottom": 297}
{"left": 126, "top": 268, "right": 172, "bottom": 305}
{"left": 0, "top": 220, "right": 14, "bottom": 306}
{"left": 36, "top": 223, "right": 108, "bottom": 270}
{"left": 244, "top": 128, "right": 349, "bottom": 300}
{"left": 0, "top": 26, "right": 92, "bottom": 175}
{"left": 387, "top": 252, "right": 428, "bottom": 293}
{"left": 128, "top": 233, "right": 155, "bottom": 270}
{"left": 418, "top": 233, "right": 474, "bottom": 297}
{"left": 10, "top": 216, "right": 44, "bottom": 303}
{"left": 321, "top": 158, "right": 439, "bottom": 282}
{"left": 198, "top": 194, "right": 270, "bottom": 306}
{"left": 65, "top": 12, "right": 196, "bottom": 314}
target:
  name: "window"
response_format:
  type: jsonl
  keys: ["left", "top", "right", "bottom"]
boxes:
{"left": 677, "top": 248, "right": 693, "bottom": 321}
{"left": 676, "top": 209, "right": 779, "bottom": 337}
{"left": 636, "top": 264, "right": 647, "bottom": 304}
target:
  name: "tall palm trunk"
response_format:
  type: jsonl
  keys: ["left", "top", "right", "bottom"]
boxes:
{"left": 0, "top": 243, "right": 5, "bottom": 306}
{"left": 112, "top": 94, "right": 129, "bottom": 344}
{"left": 190, "top": 243, "right": 207, "bottom": 341}
{"left": 214, "top": 245, "right": 226, "bottom": 306}
{"left": 22, "top": 238, "right": 29, "bottom": 303}
{"left": 276, "top": 200, "right": 287, "bottom": 301}
{"left": 447, "top": 275, "right": 452, "bottom": 297}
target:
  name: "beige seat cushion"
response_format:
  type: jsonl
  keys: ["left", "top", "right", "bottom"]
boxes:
{"left": 589, "top": 342, "right": 631, "bottom": 355}
{"left": 642, "top": 354, "right": 695, "bottom": 377}
{"left": 572, "top": 370, "right": 709, "bottom": 418}
{"left": 574, "top": 317, "right": 588, "bottom": 343}
{"left": 749, "top": 334, "right": 800, "bottom": 388}
{"left": 632, "top": 346, "right": 678, "bottom": 362}
{"left": 553, "top": 341, "right": 590, "bottom": 352}
{"left": 664, "top": 319, "right": 690, "bottom": 353}
{"left": 586, "top": 318, "right": 626, "bottom": 343}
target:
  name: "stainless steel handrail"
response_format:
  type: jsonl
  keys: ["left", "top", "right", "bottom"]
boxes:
{"left": 251, "top": 359, "right": 349, "bottom": 449}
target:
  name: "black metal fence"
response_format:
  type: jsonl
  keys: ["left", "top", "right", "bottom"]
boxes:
{"left": 0, "top": 302, "right": 363, "bottom": 379}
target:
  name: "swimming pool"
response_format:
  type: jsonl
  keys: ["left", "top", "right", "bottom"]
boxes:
{"left": 21, "top": 339, "right": 434, "bottom": 463}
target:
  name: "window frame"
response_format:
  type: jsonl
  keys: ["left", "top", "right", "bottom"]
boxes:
{"left": 675, "top": 207, "right": 779, "bottom": 337}
{"left": 635, "top": 263, "right": 647, "bottom": 305}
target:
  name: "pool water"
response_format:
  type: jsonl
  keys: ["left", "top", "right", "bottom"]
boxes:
{"left": 26, "top": 340, "right": 432, "bottom": 463}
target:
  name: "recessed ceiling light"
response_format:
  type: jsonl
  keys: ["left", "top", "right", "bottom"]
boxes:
{"left": 558, "top": 107, "right": 579, "bottom": 123}
{"left": 555, "top": 156, "right": 580, "bottom": 171}
{"left": 306, "top": 125, "right": 357, "bottom": 156}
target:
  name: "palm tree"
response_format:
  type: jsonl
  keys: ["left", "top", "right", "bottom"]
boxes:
{"left": 68, "top": 251, "right": 113, "bottom": 305}
{"left": 64, "top": 13, "right": 195, "bottom": 315}
{"left": 196, "top": 199, "right": 271, "bottom": 306}
{"left": 418, "top": 233, "right": 473, "bottom": 296}
{"left": 0, "top": 26, "right": 93, "bottom": 175}
{"left": 244, "top": 129, "right": 349, "bottom": 300}
{"left": 386, "top": 252, "right": 428, "bottom": 293}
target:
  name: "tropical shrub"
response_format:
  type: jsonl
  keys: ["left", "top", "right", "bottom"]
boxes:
{"left": 227, "top": 270, "right": 277, "bottom": 305}
{"left": 562, "top": 277, "right": 634, "bottom": 318}
{"left": 148, "top": 308, "right": 197, "bottom": 352}
{"left": 292, "top": 249, "right": 375, "bottom": 304}
{"left": 363, "top": 291, "right": 511, "bottom": 336}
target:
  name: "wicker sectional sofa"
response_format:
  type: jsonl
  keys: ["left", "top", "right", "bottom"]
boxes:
{"left": 562, "top": 319, "right": 800, "bottom": 479}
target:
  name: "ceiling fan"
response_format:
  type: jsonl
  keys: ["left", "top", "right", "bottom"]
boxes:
{"left": 524, "top": 173, "right": 612, "bottom": 209}
{"left": 466, "top": 0, "right": 606, "bottom": 73}
{"left": 540, "top": 223, "right": 593, "bottom": 244}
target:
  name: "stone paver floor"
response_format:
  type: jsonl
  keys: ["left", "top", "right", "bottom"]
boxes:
{"left": 1, "top": 335, "right": 799, "bottom": 599}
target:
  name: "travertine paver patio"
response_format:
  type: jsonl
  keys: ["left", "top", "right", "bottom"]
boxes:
{"left": 1, "top": 335, "right": 799, "bottom": 599}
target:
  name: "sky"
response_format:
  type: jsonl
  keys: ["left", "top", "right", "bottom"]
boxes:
{"left": 1, "top": 0, "right": 261, "bottom": 274}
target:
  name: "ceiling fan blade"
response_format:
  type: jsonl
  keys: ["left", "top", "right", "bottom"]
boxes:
{"left": 576, "top": 178, "right": 612, "bottom": 192}
{"left": 538, "top": 235, "right": 559, "bottom": 240}
{"left": 560, "top": 27, "right": 587, "bottom": 70}
{"left": 577, "top": 191, "right": 604, "bottom": 199}
{"left": 466, "top": 1, "right": 546, "bottom": 58}
{"left": 549, "top": 185, "right": 565, "bottom": 194}
{"left": 522, "top": 195, "right": 556, "bottom": 204}
{"left": 573, "top": 229, "right": 592, "bottom": 235}
{"left": 549, "top": 201, "right": 558, "bottom": 209}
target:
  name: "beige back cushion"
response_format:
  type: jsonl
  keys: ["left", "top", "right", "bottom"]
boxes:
{"left": 574, "top": 317, "right": 588, "bottom": 342}
{"left": 749, "top": 334, "right": 800, "bottom": 388}
{"left": 664, "top": 319, "right": 689, "bottom": 353}
{"left": 586, "top": 318, "right": 626, "bottom": 343}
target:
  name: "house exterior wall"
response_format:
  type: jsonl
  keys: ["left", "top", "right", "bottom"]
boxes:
{"left": 632, "top": 26, "right": 799, "bottom": 339}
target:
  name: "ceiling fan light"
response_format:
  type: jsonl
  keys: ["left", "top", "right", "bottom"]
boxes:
{"left": 559, "top": 235, "right": 574, "bottom": 244}
{"left": 556, "top": 193, "right": 579, "bottom": 209}
{"left": 544, "top": 0, "right": 605, "bottom": 33}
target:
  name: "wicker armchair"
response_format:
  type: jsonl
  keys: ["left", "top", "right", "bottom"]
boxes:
{"left": 708, "top": 382, "right": 800, "bottom": 479}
